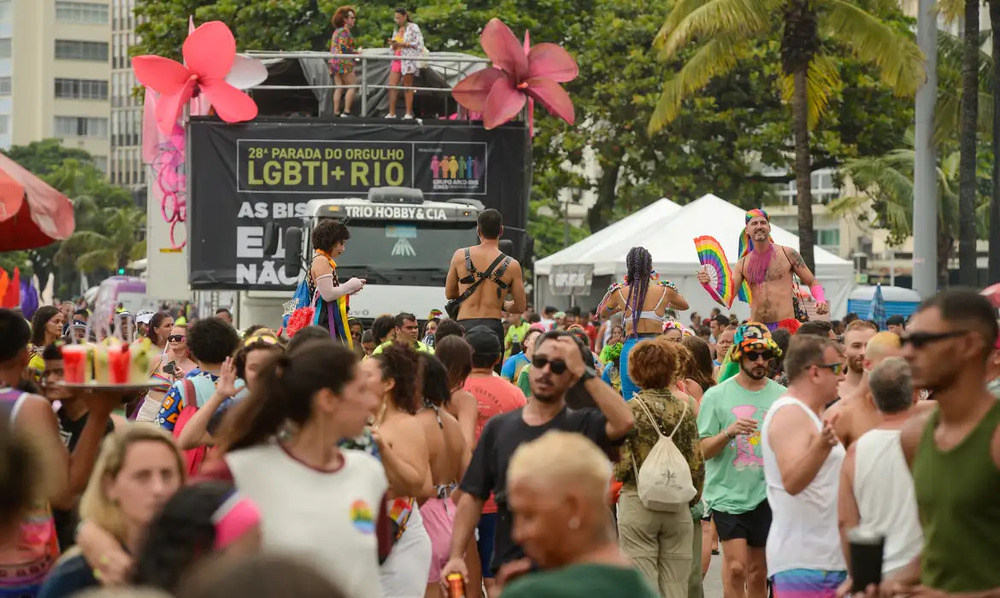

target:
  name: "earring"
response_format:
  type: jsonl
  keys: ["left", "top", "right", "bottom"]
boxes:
{"left": 568, "top": 517, "right": 581, "bottom": 530}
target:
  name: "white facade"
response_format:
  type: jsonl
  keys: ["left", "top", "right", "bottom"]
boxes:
{"left": 1, "top": 0, "right": 111, "bottom": 167}
{"left": 109, "top": 0, "right": 142, "bottom": 189}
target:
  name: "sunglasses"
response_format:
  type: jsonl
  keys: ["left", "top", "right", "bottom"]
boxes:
{"left": 814, "top": 362, "right": 843, "bottom": 375}
{"left": 531, "top": 356, "right": 568, "bottom": 375}
{"left": 744, "top": 351, "right": 774, "bottom": 362}
{"left": 167, "top": 335, "right": 186, "bottom": 343}
{"left": 899, "top": 330, "right": 966, "bottom": 349}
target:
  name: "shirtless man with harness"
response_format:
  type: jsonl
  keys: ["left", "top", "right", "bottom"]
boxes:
{"left": 698, "top": 208, "right": 829, "bottom": 334}
{"left": 445, "top": 209, "right": 527, "bottom": 349}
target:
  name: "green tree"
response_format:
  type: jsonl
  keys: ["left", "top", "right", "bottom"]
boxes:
{"left": 3, "top": 139, "right": 95, "bottom": 177}
{"left": 0, "top": 142, "right": 143, "bottom": 297}
{"left": 649, "top": 0, "right": 925, "bottom": 272}
{"left": 831, "top": 136, "right": 991, "bottom": 286}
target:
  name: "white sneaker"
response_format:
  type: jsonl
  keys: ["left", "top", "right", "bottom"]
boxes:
{"left": 386, "top": 114, "right": 397, "bottom": 119}
{"left": 340, "top": 112, "right": 350, "bottom": 118}
{"left": 403, "top": 113, "right": 414, "bottom": 120}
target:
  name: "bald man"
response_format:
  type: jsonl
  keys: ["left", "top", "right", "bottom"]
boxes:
{"left": 825, "top": 331, "right": 902, "bottom": 447}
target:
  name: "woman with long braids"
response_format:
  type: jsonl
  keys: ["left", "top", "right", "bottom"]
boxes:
{"left": 597, "top": 246, "right": 689, "bottom": 401}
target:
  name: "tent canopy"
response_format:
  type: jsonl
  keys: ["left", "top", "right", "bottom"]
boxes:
{"left": 0, "top": 152, "right": 75, "bottom": 251}
{"left": 534, "top": 194, "right": 856, "bottom": 319}
{"left": 535, "top": 198, "right": 680, "bottom": 275}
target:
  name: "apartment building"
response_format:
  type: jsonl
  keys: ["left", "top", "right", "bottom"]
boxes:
{"left": 110, "top": 0, "right": 142, "bottom": 189}
{"left": 1, "top": 0, "right": 111, "bottom": 170}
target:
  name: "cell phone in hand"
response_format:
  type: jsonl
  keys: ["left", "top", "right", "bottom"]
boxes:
{"left": 163, "top": 361, "right": 177, "bottom": 375}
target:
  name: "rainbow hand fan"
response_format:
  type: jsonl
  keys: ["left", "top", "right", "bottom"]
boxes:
{"left": 693, "top": 236, "right": 735, "bottom": 307}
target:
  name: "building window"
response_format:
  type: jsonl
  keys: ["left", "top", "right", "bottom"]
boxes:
{"left": 54, "top": 116, "right": 109, "bottom": 138}
{"left": 0, "top": 115, "right": 9, "bottom": 135}
{"left": 55, "top": 78, "right": 109, "bottom": 100}
{"left": 93, "top": 155, "right": 108, "bottom": 174}
{"left": 0, "top": 39, "right": 10, "bottom": 59}
{"left": 56, "top": 1, "right": 109, "bottom": 24}
{"left": 0, "top": 77, "right": 10, "bottom": 96}
{"left": 0, "top": 1, "right": 11, "bottom": 23}
{"left": 55, "top": 40, "right": 109, "bottom": 62}
{"left": 817, "top": 228, "right": 841, "bottom": 248}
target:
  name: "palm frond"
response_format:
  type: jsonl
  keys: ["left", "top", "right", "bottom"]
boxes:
{"left": 935, "top": 0, "right": 964, "bottom": 23}
{"left": 655, "top": 0, "right": 776, "bottom": 60}
{"left": 129, "top": 240, "right": 146, "bottom": 261}
{"left": 649, "top": 34, "right": 749, "bottom": 133}
{"left": 77, "top": 249, "right": 116, "bottom": 272}
{"left": 654, "top": 0, "right": 709, "bottom": 49}
{"left": 778, "top": 53, "right": 842, "bottom": 128}
{"left": 828, "top": 193, "right": 873, "bottom": 217}
{"left": 822, "top": 0, "right": 926, "bottom": 97}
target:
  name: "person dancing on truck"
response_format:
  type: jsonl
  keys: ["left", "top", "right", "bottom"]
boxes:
{"left": 386, "top": 7, "right": 423, "bottom": 120}
{"left": 329, "top": 6, "right": 360, "bottom": 117}
{"left": 309, "top": 219, "right": 366, "bottom": 346}
{"left": 445, "top": 209, "right": 527, "bottom": 351}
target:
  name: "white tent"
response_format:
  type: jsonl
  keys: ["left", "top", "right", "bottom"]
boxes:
{"left": 537, "top": 198, "right": 681, "bottom": 272}
{"left": 534, "top": 193, "right": 856, "bottom": 319}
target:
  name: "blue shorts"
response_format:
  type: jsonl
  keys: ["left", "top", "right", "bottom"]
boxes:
{"left": 477, "top": 513, "right": 497, "bottom": 579}
{"left": 771, "top": 569, "right": 847, "bottom": 598}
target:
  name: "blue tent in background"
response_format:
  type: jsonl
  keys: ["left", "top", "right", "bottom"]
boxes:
{"left": 868, "top": 283, "right": 887, "bottom": 330}
{"left": 847, "top": 285, "right": 920, "bottom": 322}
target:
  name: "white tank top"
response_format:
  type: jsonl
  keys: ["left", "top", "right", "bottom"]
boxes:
{"left": 762, "top": 396, "right": 847, "bottom": 575}
{"left": 853, "top": 428, "right": 923, "bottom": 575}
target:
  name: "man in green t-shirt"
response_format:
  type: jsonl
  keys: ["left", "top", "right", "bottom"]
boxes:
{"left": 503, "top": 312, "right": 531, "bottom": 359}
{"left": 697, "top": 323, "right": 785, "bottom": 598}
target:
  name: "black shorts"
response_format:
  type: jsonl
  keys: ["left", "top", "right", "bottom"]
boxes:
{"left": 458, "top": 318, "right": 505, "bottom": 351}
{"left": 711, "top": 500, "right": 772, "bottom": 548}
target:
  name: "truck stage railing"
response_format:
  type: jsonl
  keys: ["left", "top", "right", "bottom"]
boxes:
{"left": 244, "top": 50, "right": 493, "bottom": 119}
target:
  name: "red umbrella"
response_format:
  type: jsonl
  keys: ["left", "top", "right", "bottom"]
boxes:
{"left": 981, "top": 283, "right": 1000, "bottom": 309}
{"left": 0, "top": 152, "right": 75, "bottom": 251}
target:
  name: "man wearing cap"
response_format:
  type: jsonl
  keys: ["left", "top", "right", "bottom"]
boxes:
{"left": 697, "top": 323, "right": 786, "bottom": 598}
{"left": 697, "top": 208, "right": 829, "bottom": 335}
{"left": 445, "top": 209, "right": 527, "bottom": 350}
{"left": 135, "top": 311, "right": 153, "bottom": 338}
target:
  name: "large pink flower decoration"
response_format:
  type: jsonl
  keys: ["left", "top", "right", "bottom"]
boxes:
{"left": 453, "top": 19, "right": 578, "bottom": 130}
{"left": 133, "top": 21, "right": 258, "bottom": 135}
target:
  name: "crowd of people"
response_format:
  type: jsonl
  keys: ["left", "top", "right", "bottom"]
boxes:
{"left": 2, "top": 206, "right": 999, "bottom": 598}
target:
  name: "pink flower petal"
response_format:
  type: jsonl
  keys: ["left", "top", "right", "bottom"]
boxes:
{"left": 154, "top": 77, "right": 197, "bottom": 135}
{"left": 483, "top": 77, "right": 526, "bottom": 130}
{"left": 133, "top": 56, "right": 190, "bottom": 95}
{"left": 201, "top": 80, "right": 258, "bottom": 123}
{"left": 524, "top": 77, "right": 575, "bottom": 125}
{"left": 452, "top": 68, "right": 507, "bottom": 113}
{"left": 481, "top": 19, "right": 529, "bottom": 80}
{"left": 183, "top": 21, "right": 236, "bottom": 80}
{"left": 527, "top": 43, "right": 578, "bottom": 83}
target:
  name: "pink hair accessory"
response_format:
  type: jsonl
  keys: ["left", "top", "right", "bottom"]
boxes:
{"left": 212, "top": 492, "right": 261, "bottom": 550}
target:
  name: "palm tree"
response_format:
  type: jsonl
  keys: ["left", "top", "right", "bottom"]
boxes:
{"left": 55, "top": 204, "right": 145, "bottom": 274}
{"left": 648, "top": 0, "right": 925, "bottom": 272}
{"left": 831, "top": 137, "right": 989, "bottom": 286}
{"left": 956, "top": 0, "right": 980, "bottom": 285}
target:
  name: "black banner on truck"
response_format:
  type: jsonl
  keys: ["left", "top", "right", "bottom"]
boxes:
{"left": 187, "top": 118, "right": 529, "bottom": 290}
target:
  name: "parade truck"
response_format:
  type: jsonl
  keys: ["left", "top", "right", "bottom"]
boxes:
{"left": 266, "top": 187, "right": 518, "bottom": 321}
{"left": 160, "top": 52, "right": 532, "bottom": 329}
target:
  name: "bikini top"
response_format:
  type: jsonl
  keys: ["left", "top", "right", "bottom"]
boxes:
{"left": 618, "top": 285, "right": 670, "bottom": 322}
{"left": 457, "top": 248, "right": 512, "bottom": 300}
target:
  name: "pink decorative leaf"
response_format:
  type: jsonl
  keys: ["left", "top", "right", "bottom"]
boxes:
{"left": 201, "top": 80, "right": 259, "bottom": 123}
{"left": 183, "top": 21, "right": 236, "bottom": 80}
{"left": 483, "top": 77, "right": 526, "bottom": 129}
{"left": 480, "top": 18, "right": 529, "bottom": 80}
{"left": 154, "top": 77, "right": 198, "bottom": 135}
{"left": 452, "top": 68, "right": 506, "bottom": 112}
{"left": 133, "top": 56, "right": 191, "bottom": 95}
{"left": 527, "top": 43, "right": 578, "bottom": 83}
{"left": 524, "top": 77, "right": 575, "bottom": 125}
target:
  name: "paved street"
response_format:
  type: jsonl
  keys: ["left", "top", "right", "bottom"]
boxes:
{"left": 703, "top": 553, "right": 723, "bottom": 597}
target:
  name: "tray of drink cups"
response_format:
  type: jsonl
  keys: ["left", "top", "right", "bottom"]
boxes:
{"left": 57, "top": 337, "right": 163, "bottom": 393}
